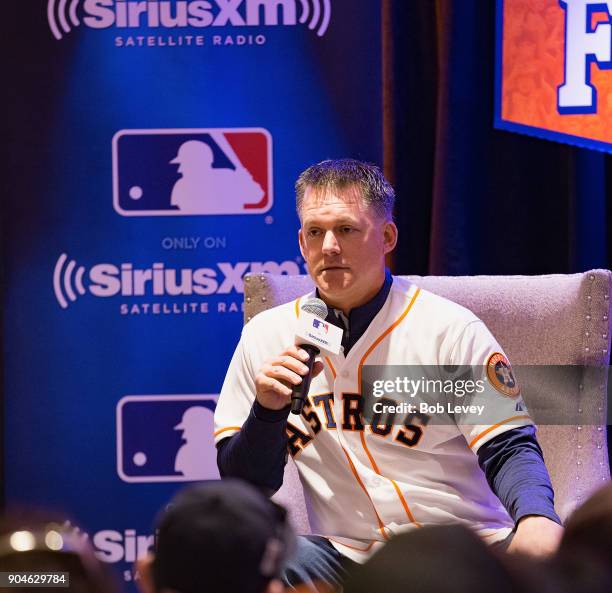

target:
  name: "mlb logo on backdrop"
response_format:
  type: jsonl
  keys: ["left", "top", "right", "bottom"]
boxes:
{"left": 113, "top": 128, "right": 273, "bottom": 215}
{"left": 116, "top": 395, "right": 220, "bottom": 482}
{"left": 496, "top": 0, "right": 612, "bottom": 152}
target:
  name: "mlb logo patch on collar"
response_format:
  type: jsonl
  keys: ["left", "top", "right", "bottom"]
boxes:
{"left": 486, "top": 352, "right": 520, "bottom": 397}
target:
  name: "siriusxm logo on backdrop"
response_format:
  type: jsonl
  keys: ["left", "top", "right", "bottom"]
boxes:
{"left": 53, "top": 253, "right": 303, "bottom": 313}
{"left": 64, "top": 524, "right": 153, "bottom": 581}
{"left": 93, "top": 528, "right": 152, "bottom": 567}
{"left": 117, "top": 395, "right": 219, "bottom": 483}
{"left": 113, "top": 128, "right": 272, "bottom": 216}
{"left": 47, "top": 0, "right": 332, "bottom": 40}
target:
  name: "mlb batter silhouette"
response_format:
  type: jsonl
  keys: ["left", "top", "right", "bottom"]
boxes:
{"left": 174, "top": 406, "right": 220, "bottom": 480}
{"left": 170, "top": 134, "right": 264, "bottom": 214}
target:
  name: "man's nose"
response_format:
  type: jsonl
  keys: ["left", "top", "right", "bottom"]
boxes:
{"left": 322, "top": 231, "right": 341, "bottom": 255}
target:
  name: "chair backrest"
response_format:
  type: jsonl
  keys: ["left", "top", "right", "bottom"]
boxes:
{"left": 243, "top": 271, "right": 611, "bottom": 528}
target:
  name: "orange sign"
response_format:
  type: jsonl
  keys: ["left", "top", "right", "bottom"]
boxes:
{"left": 496, "top": 0, "right": 612, "bottom": 151}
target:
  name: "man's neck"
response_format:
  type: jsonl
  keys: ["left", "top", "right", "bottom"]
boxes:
{"left": 315, "top": 270, "right": 393, "bottom": 355}
{"left": 319, "top": 275, "right": 387, "bottom": 316}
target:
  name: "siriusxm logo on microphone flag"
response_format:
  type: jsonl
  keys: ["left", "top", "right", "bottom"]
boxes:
{"left": 117, "top": 395, "right": 220, "bottom": 483}
{"left": 47, "top": 0, "right": 332, "bottom": 40}
{"left": 113, "top": 128, "right": 273, "bottom": 216}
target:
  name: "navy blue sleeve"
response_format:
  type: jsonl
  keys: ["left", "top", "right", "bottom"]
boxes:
{"left": 477, "top": 425, "right": 562, "bottom": 525}
{"left": 216, "top": 400, "right": 290, "bottom": 494}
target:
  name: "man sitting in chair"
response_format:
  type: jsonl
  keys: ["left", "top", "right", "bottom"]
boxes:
{"left": 214, "top": 159, "right": 563, "bottom": 591}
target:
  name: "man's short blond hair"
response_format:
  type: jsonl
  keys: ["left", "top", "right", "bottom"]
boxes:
{"left": 295, "top": 158, "right": 395, "bottom": 220}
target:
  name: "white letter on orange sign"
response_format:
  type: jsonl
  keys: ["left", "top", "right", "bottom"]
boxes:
{"left": 558, "top": 0, "right": 612, "bottom": 113}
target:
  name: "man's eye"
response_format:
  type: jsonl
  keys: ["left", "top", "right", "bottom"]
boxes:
{"left": 340, "top": 226, "right": 354, "bottom": 234}
{"left": 307, "top": 229, "right": 322, "bottom": 237}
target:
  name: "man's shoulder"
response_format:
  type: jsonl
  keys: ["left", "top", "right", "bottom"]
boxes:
{"left": 243, "top": 291, "right": 313, "bottom": 333}
{"left": 389, "top": 276, "right": 479, "bottom": 327}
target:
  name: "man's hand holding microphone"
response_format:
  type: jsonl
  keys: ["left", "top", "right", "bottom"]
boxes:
{"left": 255, "top": 345, "right": 325, "bottom": 411}
{"left": 254, "top": 298, "right": 343, "bottom": 414}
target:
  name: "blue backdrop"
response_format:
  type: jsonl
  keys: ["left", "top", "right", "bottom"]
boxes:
{"left": 4, "top": 1, "right": 381, "bottom": 587}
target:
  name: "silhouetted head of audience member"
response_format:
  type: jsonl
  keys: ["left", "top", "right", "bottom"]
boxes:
{"left": 343, "top": 524, "right": 550, "bottom": 593}
{"left": 0, "top": 511, "right": 118, "bottom": 593}
{"left": 138, "top": 480, "right": 295, "bottom": 593}
{"left": 551, "top": 482, "right": 612, "bottom": 593}
{"left": 559, "top": 481, "right": 612, "bottom": 563}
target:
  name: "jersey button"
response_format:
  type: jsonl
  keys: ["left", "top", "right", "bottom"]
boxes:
{"left": 341, "top": 370, "right": 349, "bottom": 378}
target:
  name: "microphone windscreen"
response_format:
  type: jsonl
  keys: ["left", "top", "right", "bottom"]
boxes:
{"left": 300, "top": 297, "right": 328, "bottom": 320}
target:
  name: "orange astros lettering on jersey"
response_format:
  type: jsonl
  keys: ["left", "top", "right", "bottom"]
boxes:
{"left": 395, "top": 412, "right": 431, "bottom": 447}
{"left": 342, "top": 393, "right": 364, "bottom": 431}
{"left": 286, "top": 422, "right": 312, "bottom": 457}
{"left": 312, "top": 393, "right": 337, "bottom": 429}
{"left": 301, "top": 396, "right": 323, "bottom": 434}
{"left": 284, "top": 392, "right": 432, "bottom": 457}
{"left": 370, "top": 397, "right": 395, "bottom": 437}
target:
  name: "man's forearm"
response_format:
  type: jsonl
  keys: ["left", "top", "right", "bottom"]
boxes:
{"left": 478, "top": 425, "right": 561, "bottom": 525}
{"left": 216, "top": 400, "right": 290, "bottom": 493}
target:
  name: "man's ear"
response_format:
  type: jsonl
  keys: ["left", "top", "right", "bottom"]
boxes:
{"left": 298, "top": 228, "right": 307, "bottom": 260}
{"left": 136, "top": 554, "right": 156, "bottom": 593}
{"left": 382, "top": 221, "right": 398, "bottom": 254}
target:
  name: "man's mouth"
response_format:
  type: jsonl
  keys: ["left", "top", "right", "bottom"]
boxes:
{"left": 320, "top": 265, "right": 349, "bottom": 272}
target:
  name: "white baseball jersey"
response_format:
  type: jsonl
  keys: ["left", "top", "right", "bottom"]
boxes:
{"left": 214, "top": 276, "right": 533, "bottom": 562}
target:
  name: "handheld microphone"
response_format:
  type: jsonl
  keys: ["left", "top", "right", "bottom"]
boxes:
{"left": 290, "top": 343, "right": 320, "bottom": 415}
{"left": 291, "top": 298, "right": 343, "bottom": 415}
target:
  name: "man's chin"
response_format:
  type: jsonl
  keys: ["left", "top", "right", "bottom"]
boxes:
{"left": 315, "top": 276, "right": 353, "bottom": 300}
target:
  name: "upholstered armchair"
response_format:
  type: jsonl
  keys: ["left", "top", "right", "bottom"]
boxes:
{"left": 243, "top": 270, "right": 611, "bottom": 532}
